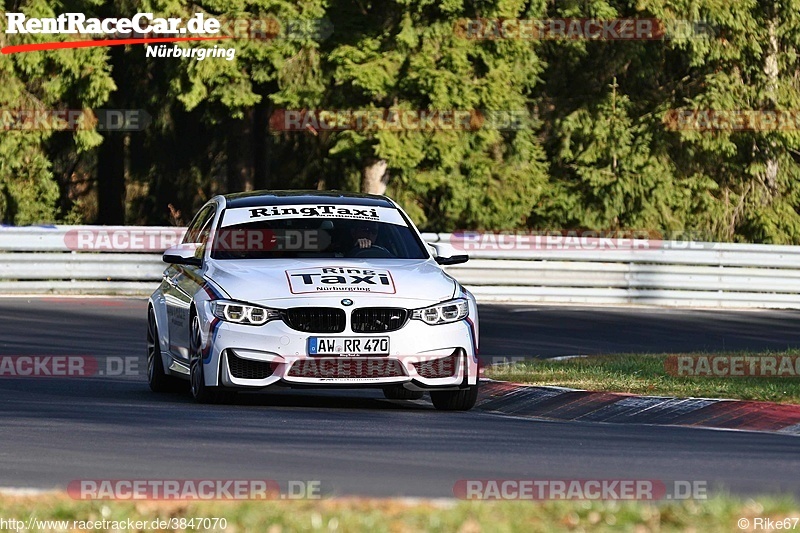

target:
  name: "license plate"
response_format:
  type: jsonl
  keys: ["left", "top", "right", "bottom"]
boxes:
{"left": 308, "top": 337, "right": 390, "bottom": 355}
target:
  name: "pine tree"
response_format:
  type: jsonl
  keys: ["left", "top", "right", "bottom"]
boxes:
{"left": 323, "top": 0, "right": 549, "bottom": 230}
{"left": 0, "top": 0, "right": 115, "bottom": 224}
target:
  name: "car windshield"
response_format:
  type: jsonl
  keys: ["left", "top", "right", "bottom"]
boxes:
{"left": 211, "top": 205, "right": 429, "bottom": 260}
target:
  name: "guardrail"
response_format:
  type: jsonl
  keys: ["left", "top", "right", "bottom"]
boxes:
{"left": 1, "top": 225, "right": 799, "bottom": 308}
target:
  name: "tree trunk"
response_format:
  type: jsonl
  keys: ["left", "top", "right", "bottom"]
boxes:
{"left": 361, "top": 159, "right": 389, "bottom": 195}
{"left": 227, "top": 109, "right": 255, "bottom": 193}
{"left": 253, "top": 100, "right": 271, "bottom": 191}
{"left": 96, "top": 44, "right": 127, "bottom": 224}
{"left": 96, "top": 133, "right": 126, "bottom": 224}
{"left": 763, "top": 9, "right": 779, "bottom": 196}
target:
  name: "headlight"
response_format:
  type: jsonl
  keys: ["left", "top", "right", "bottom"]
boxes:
{"left": 210, "top": 300, "right": 281, "bottom": 326}
{"left": 411, "top": 298, "right": 469, "bottom": 325}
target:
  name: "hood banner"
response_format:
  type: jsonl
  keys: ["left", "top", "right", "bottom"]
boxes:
{"left": 286, "top": 267, "right": 396, "bottom": 294}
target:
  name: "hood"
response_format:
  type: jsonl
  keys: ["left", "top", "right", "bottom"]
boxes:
{"left": 204, "top": 258, "right": 457, "bottom": 306}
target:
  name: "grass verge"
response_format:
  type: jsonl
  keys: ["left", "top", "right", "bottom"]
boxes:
{"left": 0, "top": 493, "right": 798, "bottom": 532}
{"left": 484, "top": 350, "right": 800, "bottom": 403}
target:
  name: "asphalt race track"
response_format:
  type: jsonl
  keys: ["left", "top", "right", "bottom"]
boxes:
{"left": 0, "top": 297, "right": 799, "bottom": 498}
{"left": 4, "top": 298, "right": 800, "bottom": 359}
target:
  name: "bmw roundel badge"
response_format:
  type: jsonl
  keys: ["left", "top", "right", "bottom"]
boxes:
{"left": 341, "top": 298, "right": 353, "bottom": 306}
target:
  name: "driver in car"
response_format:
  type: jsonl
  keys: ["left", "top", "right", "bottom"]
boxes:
{"left": 351, "top": 221, "right": 379, "bottom": 249}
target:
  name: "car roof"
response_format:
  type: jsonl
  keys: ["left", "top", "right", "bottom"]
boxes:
{"left": 222, "top": 190, "right": 395, "bottom": 209}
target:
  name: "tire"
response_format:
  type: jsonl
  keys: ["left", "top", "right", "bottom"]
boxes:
{"left": 382, "top": 385, "right": 424, "bottom": 400}
{"left": 430, "top": 384, "right": 479, "bottom": 411}
{"left": 147, "top": 308, "right": 186, "bottom": 393}
{"left": 189, "top": 314, "right": 236, "bottom": 404}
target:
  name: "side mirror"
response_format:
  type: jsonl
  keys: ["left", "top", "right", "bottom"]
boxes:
{"left": 429, "top": 243, "right": 469, "bottom": 266}
{"left": 436, "top": 255, "right": 469, "bottom": 265}
{"left": 163, "top": 243, "right": 202, "bottom": 267}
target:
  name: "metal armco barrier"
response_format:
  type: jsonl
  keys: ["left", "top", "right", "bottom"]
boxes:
{"left": 1, "top": 225, "right": 799, "bottom": 308}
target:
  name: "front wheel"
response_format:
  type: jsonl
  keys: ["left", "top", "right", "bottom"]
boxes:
{"left": 147, "top": 308, "right": 185, "bottom": 393}
{"left": 430, "top": 384, "right": 479, "bottom": 411}
{"left": 189, "top": 315, "right": 236, "bottom": 404}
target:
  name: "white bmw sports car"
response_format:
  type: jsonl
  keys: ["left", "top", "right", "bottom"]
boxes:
{"left": 148, "top": 191, "right": 480, "bottom": 410}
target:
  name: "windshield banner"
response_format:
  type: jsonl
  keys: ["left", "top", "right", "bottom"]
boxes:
{"left": 221, "top": 204, "right": 407, "bottom": 227}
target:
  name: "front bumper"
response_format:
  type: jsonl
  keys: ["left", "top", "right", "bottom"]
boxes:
{"left": 203, "top": 316, "right": 478, "bottom": 391}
